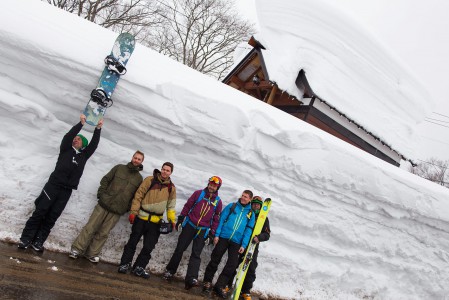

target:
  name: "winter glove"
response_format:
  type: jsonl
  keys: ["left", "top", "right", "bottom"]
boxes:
{"left": 204, "top": 232, "right": 215, "bottom": 246}
{"left": 252, "top": 235, "right": 260, "bottom": 244}
{"left": 176, "top": 215, "right": 185, "bottom": 231}
{"left": 129, "top": 214, "right": 136, "bottom": 224}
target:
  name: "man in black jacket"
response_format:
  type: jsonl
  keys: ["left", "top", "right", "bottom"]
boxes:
{"left": 18, "top": 114, "right": 103, "bottom": 252}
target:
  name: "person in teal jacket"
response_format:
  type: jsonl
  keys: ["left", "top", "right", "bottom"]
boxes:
{"left": 202, "top": 190, "right": 255, "bottom": 298}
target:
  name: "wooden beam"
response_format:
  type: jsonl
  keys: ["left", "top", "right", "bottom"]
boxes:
{"left": 266, "top": 85, "right": 278, "bottom": 105}
{"left": 229, "top": 75, "right": 245, "bottom": 89}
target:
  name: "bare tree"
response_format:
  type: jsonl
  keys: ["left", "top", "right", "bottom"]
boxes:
{"left": 144, "top": 0, "right": 255, "bottom": 79}
{"left": 43, "top": 0, "right": 162, "bottom": 39}
{"left": 410, "top": 158, "right": 449, "bottom": 188}
{"left": 43, "top": 0, "right": 255, "bottom": 78}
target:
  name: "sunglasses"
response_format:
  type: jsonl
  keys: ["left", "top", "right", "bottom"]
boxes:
{"left": 209, "top": 176, "right": 220, "bottom": 184}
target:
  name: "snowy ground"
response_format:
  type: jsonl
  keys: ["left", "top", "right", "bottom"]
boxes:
{"left": 0, "top": 1, "right": 449, "bottom": 299}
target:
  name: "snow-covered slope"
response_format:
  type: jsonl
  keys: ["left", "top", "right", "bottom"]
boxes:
{"left": 0, "top": 1, "right": 448, "bottom": 299}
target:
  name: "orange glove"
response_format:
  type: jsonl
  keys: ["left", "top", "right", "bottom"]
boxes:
{"left": 129, "top": 214, "right": 136, "bottom": 224}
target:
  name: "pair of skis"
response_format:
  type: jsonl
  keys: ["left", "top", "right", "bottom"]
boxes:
{"left": 231, "top": 198, "right": 272, "bottom": 300}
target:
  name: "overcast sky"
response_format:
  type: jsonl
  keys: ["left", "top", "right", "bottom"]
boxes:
{"left": 236, "top": 0, "right": 449, "bottom": 164}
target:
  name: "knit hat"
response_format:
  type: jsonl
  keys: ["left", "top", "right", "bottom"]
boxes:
{"left": 77, "top": 134, "right": 88, "bottom": 148}
{"left": 251, "top": 196, "right": 263, "bottom": 206}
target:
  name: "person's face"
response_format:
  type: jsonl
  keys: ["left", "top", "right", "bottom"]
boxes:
{"left": 240, "top": 192, "right": 251, "bottom": 205}
{"left": 131, "top": 154, "right": 144, "bottom": 167}
{"left": 252, "top": 203, "right": 261, "bottom": 211}
{"left": 207, "top": 182, "right": 218, "bottom": 193}
{"left": 160, "top": 165, "right": 172, "bottom": 180}
{"left": 72, "top": 136, "right": 83, "bottom": 150}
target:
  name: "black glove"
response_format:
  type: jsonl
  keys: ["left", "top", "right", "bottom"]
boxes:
{"left": 176, "top": 215, "right": 185, "bottom": 231}
{"left": 204, "top": 231, "right": 215, "bottom": 246}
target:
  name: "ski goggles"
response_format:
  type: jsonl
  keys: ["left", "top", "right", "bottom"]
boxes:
{"left": 209, "top": 176, "right": 221, "bottom": 185}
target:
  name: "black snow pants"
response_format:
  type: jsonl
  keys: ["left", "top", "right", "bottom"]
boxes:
{"left": 120, "top": 217, "right": 161, "bottom": 269}
{"left": 203, "top": 238, "right": 241, "bottom": 289}
{"left": 166, "top": 222, "right": 207, "bottom": 282}
{"left": 20, "top": 182, "right": 73, "bottom": 245}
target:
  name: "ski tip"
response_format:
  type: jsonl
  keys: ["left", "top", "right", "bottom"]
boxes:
{"left": 264, "top": 198, "right": 272, "bottom": 202}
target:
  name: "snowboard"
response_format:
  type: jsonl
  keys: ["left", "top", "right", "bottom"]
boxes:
{"left": 84, "top": 33, "right": 135, "bottom": 126}
{"left": 231, "top": 198, "right": 272, "bottom": 300}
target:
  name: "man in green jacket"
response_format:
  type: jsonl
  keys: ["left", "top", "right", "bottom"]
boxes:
{"left": 69, "top": 151, "right": 144, "bottom": 263}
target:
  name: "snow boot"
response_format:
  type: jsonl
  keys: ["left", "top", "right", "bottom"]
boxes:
{"left": 185, "top": 278, "right": 198, "bottom": 290}
{"left": 118, "top": 263, "right": 131, "bottom": 274}
{"left": 133, "top": 266, "right": 150, "bottom": 279}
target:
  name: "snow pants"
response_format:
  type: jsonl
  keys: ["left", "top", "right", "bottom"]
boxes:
{"left": 120, "top": 217, "right": 161, "bottom": 269}
{"left": 203, "top": 238, "right": 241, "bottom": 288}
{"left": 166, "top": 222, "right": 207, "bottom": 282}
{"left": 20, "top": 182, "right": 72, "bottom": 245}
{"left": 71, "top": 204, "right": 120, "bottom": 257}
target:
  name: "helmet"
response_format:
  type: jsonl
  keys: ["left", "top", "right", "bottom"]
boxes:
{"left": 208, "top": 176, "right": 222, "bottom": 190}
{"left": 251, "top": 196, "right": 263, "bottom": 206}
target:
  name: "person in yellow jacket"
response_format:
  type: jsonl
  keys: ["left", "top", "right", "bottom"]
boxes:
{"left": 117, "top": 162, "right": 176, "bottom": 279}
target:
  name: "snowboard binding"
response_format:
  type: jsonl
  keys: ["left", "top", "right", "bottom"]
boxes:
{"left": 104, "top": 55, "right": 127, "bottom": 75}
{"left": 90, "top": 89, "right": 113, "bottom": 108}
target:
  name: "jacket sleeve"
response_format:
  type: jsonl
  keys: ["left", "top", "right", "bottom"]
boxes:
{"left": 60, "top": 122, "right": 83, "bottom": 152}
{"left": 215, "top": 202, "right": 230, "bottom": 237}
{"left": 257, "top": 218, "right": 271, "bottom": 242}
{"left": 180, "top": 190, "right": 200, "bottom": 217}
{"left": 210, "top": 198, "right": 223, "bottom": 236}
{"left": 166, "top": 185, "right": 177, "bottom": 223}
{"left": 97, "top": 165, "right": 119, "bottom": 200}
{"left": 84, "top": 127, "right": 101, "bottom": 159}
{"left": 241, "top": 211, "right": 256, "bottom": 249}
{"left": 129, "top": 176, "right": 152, "bottom": 215}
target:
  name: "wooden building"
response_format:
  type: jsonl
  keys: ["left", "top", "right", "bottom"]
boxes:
{"left": 223, "top": 37, "right": 405, "bottom": 166}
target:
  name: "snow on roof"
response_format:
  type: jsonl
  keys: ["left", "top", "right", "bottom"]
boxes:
{"left": 254, "top": 0, "right": 433, "bottom": 159}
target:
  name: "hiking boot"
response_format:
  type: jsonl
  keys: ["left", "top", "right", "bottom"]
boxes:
{"left": 241, "top": 293, "right": 252, "bottom": 300}
{"left": 185, "top": 278, "right": 198, "bottom": 290}
{"left": 118, "top": 263, "right": 131, "bottom": 274}
{"left": 163, "top": 270, "right": 174, "bottom": 280}
{"left": 133, "top": 266, "right": 150, "bottom": 279}
{"left": 202, "top": 281, "right": 212, "bottom": 293}
{"left": 17, "top": 240, "right": 31, "bottom": 249}
{"left": 69, "top": 249, "right": 79, "bottom": 259}
{"left": 31, "top": 241, "right": 44, "bottom": 252}
{"left": 213, "top": 285, "right": 228, "bottom": 299}
{"left": 86, "top": 256, "right": 100, "bottom": 263}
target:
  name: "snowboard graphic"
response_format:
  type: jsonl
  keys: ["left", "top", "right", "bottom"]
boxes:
{"left": 84, "top": 33, "right": 135, "bottom": 126}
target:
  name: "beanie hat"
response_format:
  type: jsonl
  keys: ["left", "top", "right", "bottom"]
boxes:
{"left": 251, "top": 196, "right": 263, "bottom": 206}
{"left": 208, "top": 176, "right": 222, "bottom": 190}
{"left": 77, "top": 134, "right": 88, "bottom": 148}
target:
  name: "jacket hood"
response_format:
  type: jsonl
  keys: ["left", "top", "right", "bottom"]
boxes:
{"left": 153, "top": 168, "right": 171, "bottom": 184}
